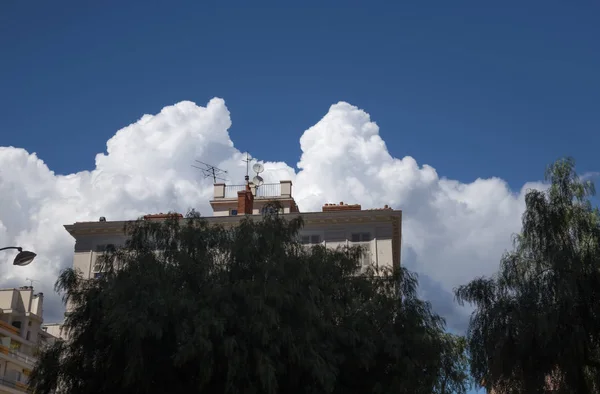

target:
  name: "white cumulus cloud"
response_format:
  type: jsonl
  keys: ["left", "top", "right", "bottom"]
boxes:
{"left": 0, "top": 98, "right": 543, "bottom": 328}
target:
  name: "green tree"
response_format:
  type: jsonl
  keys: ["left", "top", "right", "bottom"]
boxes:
{"left": 455, "top": 158, "right": 600, "bottom": 393}
{"left": 31, "top": 206, "right": 470, "bottom": 394}
{"left": 436, "top": 334, "right": 471, "bottom": 394}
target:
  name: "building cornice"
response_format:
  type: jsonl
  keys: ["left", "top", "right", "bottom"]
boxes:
{"left": 64, "top": 210, "right": 402, "bottom": 238}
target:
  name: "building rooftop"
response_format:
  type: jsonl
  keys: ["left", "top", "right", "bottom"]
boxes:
{"left": 70, "top": 178, "right": 398, "bottom": 228}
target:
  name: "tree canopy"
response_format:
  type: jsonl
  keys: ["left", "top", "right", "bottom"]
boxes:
{"left": 455, "top": 158, "right": 600, "bottom": 393}
{"left": 31, "top": 205, "right": 469, "bottom": 394}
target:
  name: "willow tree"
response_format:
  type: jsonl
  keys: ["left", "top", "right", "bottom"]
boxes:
{"left": 31, "top": 205, "right": 469, "bottom": 394}
{"left": 455, "top": 158, "right": 600, "bottom": 393}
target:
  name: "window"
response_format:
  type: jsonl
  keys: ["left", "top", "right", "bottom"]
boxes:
{"left": 26, "top": 331, "right": 30, "bottom": 341}
{"left": 261, "top": 206, "right": 284, "bottom": 215}
{"left": 230, "top": 209, "right": 238, "bottom": 216}
{"left": 300, "top": 234, "right": 322, "bottom": 245}
{"left": 358, "top": 243, "right": 371, "bottom": 269}
{"left": 94, "top": 243, "right": 118, "bottom": 274}
{"left": 350, "top": 232, "right": 371, "bottom": 243}
{"left": 350, "top": 233, "right": 372, "bottom": 270}
{"left": 93, "top": 260, "right": 104, "bottom": 273}
{"left": 95, "top": 244, "right": 115, "bottom": 252}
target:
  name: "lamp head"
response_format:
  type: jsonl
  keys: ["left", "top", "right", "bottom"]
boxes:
{"left": 13, "top": 251, "right": 36, "bottom": 267}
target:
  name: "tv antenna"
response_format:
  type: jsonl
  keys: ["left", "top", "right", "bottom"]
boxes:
{"left": 191, "top": 160, "right": 228, "bottom": 183}
{"left": 25, "top": 278, "right": 38, "bottom": 287}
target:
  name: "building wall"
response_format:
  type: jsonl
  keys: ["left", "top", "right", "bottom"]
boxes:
{"left": 72, "top": 234, "right": 128, "bottom": 280}
{"left": 17, "top": 290, "right": 31, "bottom": 316}
{"left": 69, "top": 218, "right": 398, "bottom": 278}
{"left": 212, "top": 199, "right": 294, "bottom": 217}
{"left": 0, "top": 358, "right": 31, "bottom": 394}
{"left": 42, "top": 324, "right": 64, "bottom": 340}
{"left": 30, "top": 295, "right": 43, "bottom": 317}
{"left": 299, "top": 221, "right": 396, "bottom": 269}
{"left": 0, "top": 292, "right": 15, "bottom": 312}
{"left": 0, "top": 288, "right": 55, "bottom": 393}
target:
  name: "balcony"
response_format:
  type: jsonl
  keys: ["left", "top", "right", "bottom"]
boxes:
{"left": 0, "top": 345, "right": 36, "bottom": 366}
{"left": 0, "top": 322, "right": 19, "bottom": 336}
{"left": 0, "top": 378, "right": 32, "bottom": 393}
{"left": 223, "top": 183, "right": 281, "bottom": 198}
{"left": 213, "top": 180, "right": 292, "bottom": 199}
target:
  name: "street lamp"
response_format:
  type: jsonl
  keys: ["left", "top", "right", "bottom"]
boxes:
{"left": 0, "top": 247, "right": 36, "bottom": 267}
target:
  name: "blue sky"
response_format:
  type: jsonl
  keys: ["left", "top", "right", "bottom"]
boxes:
{"left": 2, "top": 2, "right": 599, "bottom": 392}
{"left": 2, "top": 1, "right": 599, "bottom": 188}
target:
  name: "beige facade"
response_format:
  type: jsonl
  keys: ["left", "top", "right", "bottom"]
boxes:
{"left": 66, "top": 210, "right": 401, "bottom": 278}
{"left": 63, "top": 180, "right": 402, "bottom": 309}
{"left": 40, "top": 324, "right": 65, "bottom": 341}
{"left": 0, "top": 287, "right": 56, "bottom": 393}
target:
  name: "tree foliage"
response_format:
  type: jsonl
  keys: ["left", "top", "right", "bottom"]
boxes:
{"left": 31, "top": 205, "right": 470, "bottom": 394}
{"left": 455, "top": 158, "right": 600, "bottom": 393}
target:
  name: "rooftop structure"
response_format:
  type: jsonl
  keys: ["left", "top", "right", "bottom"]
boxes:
{"left": 62, "top": 178, "right": 403, "bottom": 328}
{"left": 210, "top": 180, "right": 299, "bottom": 216}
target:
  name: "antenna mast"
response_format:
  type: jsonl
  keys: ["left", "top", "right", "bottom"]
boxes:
{"left": 25, "top": 278, "right": 38, "bottom": 287}
{"left": 192, "top": 160, "right": 228, "bottom": 183}
{"left": 242, "top": 153, "right": 253, "bottom": 183}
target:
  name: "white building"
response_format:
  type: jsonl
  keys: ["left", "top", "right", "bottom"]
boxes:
{"left": 0, "top": 286, "right": 56, "bottom": 394}
{"left": 63, "top": 180, "right": 402, "bottom": 281}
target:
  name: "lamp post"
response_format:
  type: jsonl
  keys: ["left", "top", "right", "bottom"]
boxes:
{"left": 0, "top": 247, "right": 36, "bottom": 267}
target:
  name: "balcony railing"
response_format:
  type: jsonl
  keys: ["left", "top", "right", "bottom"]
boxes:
{"left": 224, "top": 183, "right": 282, "bottom": 198}
{"left": 0, "top": 378, "right": 32, "bottom": 393}
{"left": 0, "top": 321, "right": 19, "bottom": 335}
{"left": 214, "top": 180, "right": 292, "bottom": 200}
{"left": 255, "top": 183, "right": 281, "bottom": 197}
{"left": 224, "top": 185, "right": 246, "bottom": 198}
{"left": 0, "top": 345, "right": 36, "bottom": 366}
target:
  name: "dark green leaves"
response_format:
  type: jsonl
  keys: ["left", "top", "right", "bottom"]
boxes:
{"left": 456, "top": 157, "right": 600, "bottom": 393}
{"left": 32, "top": 207, "right": 469, "bottom": 394}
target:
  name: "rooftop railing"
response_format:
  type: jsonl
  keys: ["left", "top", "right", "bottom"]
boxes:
{"left": 217, "top": 180, "right": 291, "bottom": 199}
{"left": 223, "top": 183, "right": 281, "bottom": 198}
{"left": 224, "top": 185, "right": 245, "bottom": 197}
{"left": 255, "top": 183, "right": 281, "bottom": 197}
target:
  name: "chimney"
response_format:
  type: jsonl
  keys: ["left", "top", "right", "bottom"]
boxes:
{"left": 237, "top": 179, "right": 254, "bottom": 215}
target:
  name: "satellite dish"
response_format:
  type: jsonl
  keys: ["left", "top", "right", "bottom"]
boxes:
{"left": 253, "top": 175, "right": 264, "bottom": 186}
{"left": 252, "top": 163, "right": 264, "bottom": 174}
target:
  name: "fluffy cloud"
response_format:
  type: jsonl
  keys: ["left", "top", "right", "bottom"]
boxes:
{"left": 0, "top": 98, "right": 543, "bottom": 328}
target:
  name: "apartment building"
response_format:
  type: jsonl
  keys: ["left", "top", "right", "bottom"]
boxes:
{"left": 0, "top": 287, "right": 56, "bottom": 394}
{"left": 63, "top": 179, "right": 402, "bottom": 282}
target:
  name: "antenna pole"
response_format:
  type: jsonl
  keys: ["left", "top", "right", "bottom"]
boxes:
{"left": 242, "top": 153, "right": 253, "bottom": 184}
